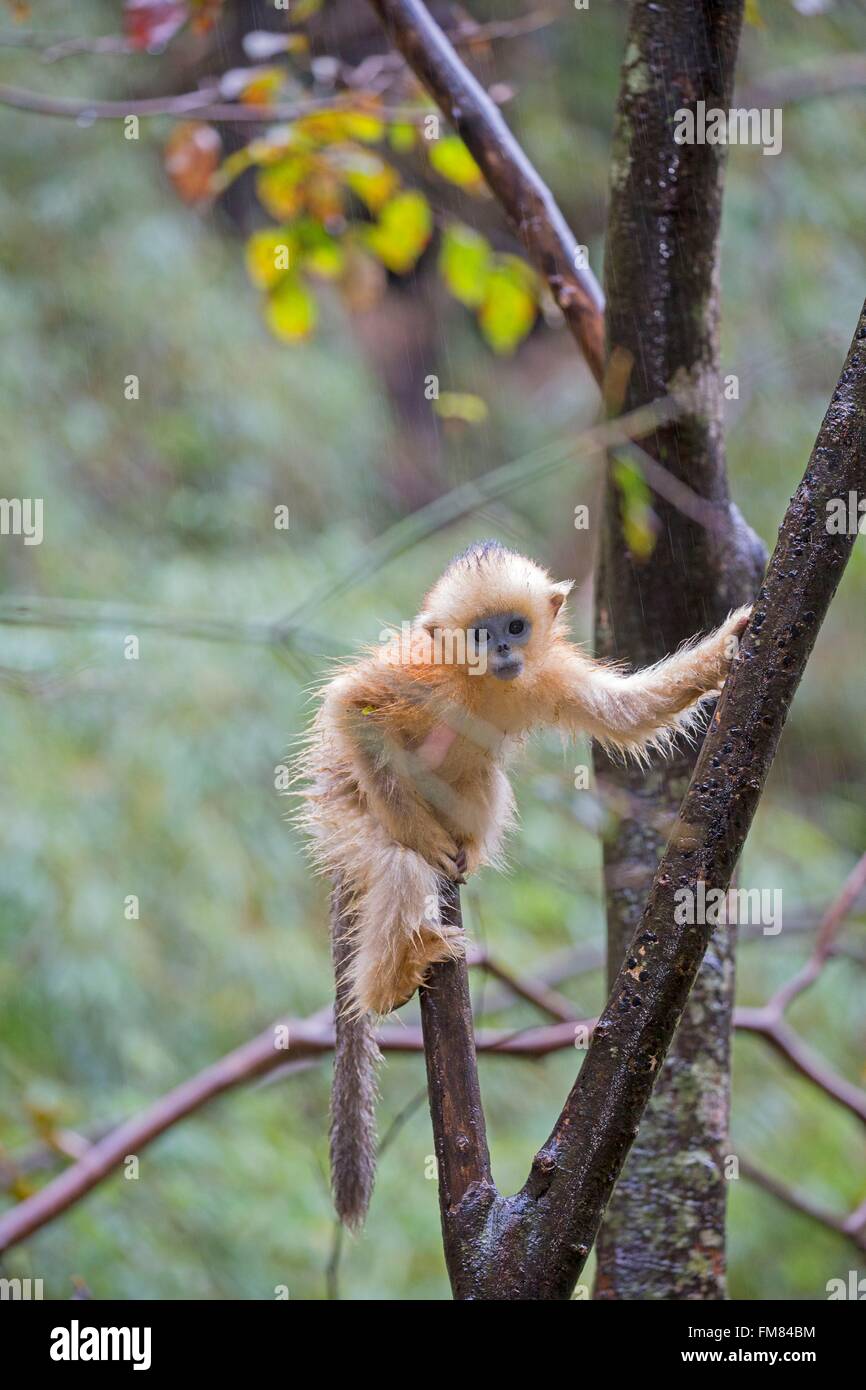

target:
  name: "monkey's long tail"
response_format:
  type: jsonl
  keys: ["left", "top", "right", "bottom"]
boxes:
{"left": 329, "top": 884, "right": 381, "bottom": 1230}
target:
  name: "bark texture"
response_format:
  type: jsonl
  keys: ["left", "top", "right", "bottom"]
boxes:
{"left": 593, "top": 0, "right": 766, "bottom": 1299}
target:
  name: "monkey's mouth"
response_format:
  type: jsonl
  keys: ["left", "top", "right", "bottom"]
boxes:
{"left": 491, "top": 658, "right": 522, "bottom": 681}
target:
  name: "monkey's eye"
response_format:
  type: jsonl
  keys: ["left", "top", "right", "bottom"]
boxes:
{"left": 508, "top": 619, "right": 526, "bottom": 636}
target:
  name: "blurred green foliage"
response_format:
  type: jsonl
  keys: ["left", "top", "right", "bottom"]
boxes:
{"left": 0, "top": 0, "right": 865, "bottom": 1301}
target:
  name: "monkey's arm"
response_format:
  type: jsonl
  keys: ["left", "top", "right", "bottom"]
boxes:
{"left": 544, "top": 607, "right": 750, "bottom": 757}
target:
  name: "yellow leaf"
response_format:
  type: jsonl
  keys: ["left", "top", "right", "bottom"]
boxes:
{"left": 304, "top": 171, "right": 345, "bottom": 222}
{"left": 290, "top": 0, "right": 322, "bottom": 18}
{"left": 439, "top": 223, "right": 491, "bottom": 307}
{"left": 365, "top": 191, "right": 432, "bottom": 273}
{"left": 265, "top": 275, "right": 317, "bottom": 341}
{"left": 296, "top": 108, "right": 385, "bottom": 145}
{"left": 429, "top": 135, "right": 483, "bottom": 190}
{"left": 433, "top": 391, "right": 488, "bottom": 425}
{"left": 478, "top": 265, "right": 537, "bottom": 354}
{"left": 245, "top": 229, "right": 294, "bottom": 289}
{"left": 240, "top": 67, "right": 286, "bottom": 106}
{"left": 744, "top": 0, "right": 765, "bottom": 27}
{"left": 342, "top": 110, "right": 386, "bottom": 143}
{"left": 343, "top": 153, "right": 400, "bottom": 212}
{"left": 256, "top": 155, "right": 310, "bottom": 219}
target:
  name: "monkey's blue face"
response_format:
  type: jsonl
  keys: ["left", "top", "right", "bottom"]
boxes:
{"left": 468, "top": 612, "right": 533, "bottom": 680}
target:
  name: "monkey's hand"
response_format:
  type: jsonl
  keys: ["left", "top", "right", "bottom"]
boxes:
{"left": 700, "top": 605, "right": 752, "bottom": 691}
{"left": 421, "top": 822, "right": 467, "bottom": 883}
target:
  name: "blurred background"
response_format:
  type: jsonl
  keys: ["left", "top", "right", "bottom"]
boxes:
{"left": 0, "top": 0, "right": 864, "bottom": 1300}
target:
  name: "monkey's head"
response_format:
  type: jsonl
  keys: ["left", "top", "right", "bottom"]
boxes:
{"left": 416, "top": 541, "right": 573, "bottom": 682}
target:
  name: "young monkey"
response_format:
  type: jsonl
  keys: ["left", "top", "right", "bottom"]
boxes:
{"left": 299, "top": 541, "right": 750, "bottom": 1227}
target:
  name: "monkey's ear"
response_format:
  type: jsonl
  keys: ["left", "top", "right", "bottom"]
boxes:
{"left": 550, "top": 580, "right": 574, "bottom": 616}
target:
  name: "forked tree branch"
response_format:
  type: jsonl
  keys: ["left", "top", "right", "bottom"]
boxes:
{"left": 367, "top": 0, "right": 606, "bottom": 383}
{"left": 411, "top": 299, "right": 866, "bottom": 1298}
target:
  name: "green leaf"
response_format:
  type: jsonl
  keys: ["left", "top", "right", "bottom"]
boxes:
{"left": 439, "top": 223, "right": 492, "bottom": 308}
{"left": 478, "top": 263, "right": 537, "bottom": 354}
{"left": 612, "top": 454, "right": 658, "bottom": 560}
{"left": 365, "top": 191, "right": 432, "bottom": 274}
{"left": 293, "top": 219, "right": 346, "bottom": 279}
{"left": 428, "top": 135, "right": 483, "bottom": 190}
{"left": 265, "top": 275, "right": 317, "bottom": 341}
{"left": 388, "top": 121, "right": 417, "bottom": 153}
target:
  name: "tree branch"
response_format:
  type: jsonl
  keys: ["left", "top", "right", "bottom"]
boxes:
{"left": 366, "top": 0, "right": 605, "bottom": 383}
{"left": 422, "top": 298, "right": 866, "bottom": 1298}
{"left": 0, "top": 82, "right": 429, "bottom": 125}
{"left": 418, "top": 885, "right": 495, "bottom": 1267}
{"left": 739, "top": 1158, "right": 866, "bottom": 1254}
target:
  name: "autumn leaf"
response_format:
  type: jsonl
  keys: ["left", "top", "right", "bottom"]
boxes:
{"left": 744, "top": 0, "right": 765, "bottom": 27}
{"left": 478, "top": 261, "right": 537, "bottom": 354}
{"left": 188, "top": 0, "right": 223, "bottom": 35}
{"left": 124, "top": 0, "right": 187, "bottom": 51}
{"left": 245, "top": 228, "right": 294, "bottom": 289}
{"left": 342, "top": 152, "right": 400, "bottom": 212}
{"left": 429, "top": 135, "right": 484, "bottom": 191}
{"left": 256, "top": 155, "right": 310, "bottom": 219}
{"left": 288, "top": 0, "right": 322, "bottom": 19}
{"left": 365, "top": 191, "right": 432, "bottom": 274}
{"left": 295, "top": 109, "right": 385, "bottom": 146}
{"left": 164, "top": 122, "right": 221, "bottom": 203}
{"left": 439, "top": 223, "right": 492, "bottom": 307}
{"left": 433, "top": 391, "right": 489, "bottom": 425}
{"left": 238, "top": 66, "right": 287, "bottom": 106}
{"left": 304, "top": 171, "right": 345, "bottom": 224}
{"left": 265, "top": 275, "right": 317, "bottom": 341}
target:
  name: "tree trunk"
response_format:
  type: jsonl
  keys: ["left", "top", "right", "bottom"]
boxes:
{"left": 593, "top": 0, "right": 765, "bottom": 1299}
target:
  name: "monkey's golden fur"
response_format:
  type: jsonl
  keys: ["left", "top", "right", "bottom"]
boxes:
{"left": 300, "top": 542, "right": 749, "bottom": 1019}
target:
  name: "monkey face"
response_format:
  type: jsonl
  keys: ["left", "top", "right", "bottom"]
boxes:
{"left": 468, "top": 612, "right": 533, "bottom": 680}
